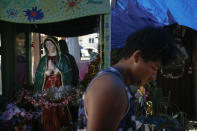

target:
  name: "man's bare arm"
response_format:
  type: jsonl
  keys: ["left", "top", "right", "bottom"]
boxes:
{"left": 85, "top": 74, "right": 128, "bottom": 131}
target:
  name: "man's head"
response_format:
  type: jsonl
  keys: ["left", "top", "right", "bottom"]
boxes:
{"left": 119, "top": 26, "right": 178, "bottom": 85}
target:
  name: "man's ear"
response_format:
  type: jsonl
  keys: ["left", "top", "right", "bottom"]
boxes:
{"left": 132, "top": 50, "right": 141, "bottom": 63}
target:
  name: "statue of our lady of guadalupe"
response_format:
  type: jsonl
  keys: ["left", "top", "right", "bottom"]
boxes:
{"left": 34, "top": 36, "right": 74, "bottom": 131}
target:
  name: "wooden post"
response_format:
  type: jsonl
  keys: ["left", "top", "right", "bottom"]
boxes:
{"left": 1, "top": 22, "right": 16, "bottom": 97}
{"left": 32, "top": 33, "right": 40, "bottom": 81}
{"left": 25, "top": 25, "right": 32, "bottom": 85}
{"left": 103, "top": 14, "right": 111, "bottom": 68}
{"left": 99, "top": 15, "right": 104, "bottom": 69}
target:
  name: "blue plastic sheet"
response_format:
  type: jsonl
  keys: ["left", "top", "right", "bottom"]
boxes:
{"left": 111, "top": 0, "right": 197, "bottom": 49}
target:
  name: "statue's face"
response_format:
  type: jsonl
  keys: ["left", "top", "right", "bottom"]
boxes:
{"left": 45, "top": 40, "right": 56, "bottom": 54}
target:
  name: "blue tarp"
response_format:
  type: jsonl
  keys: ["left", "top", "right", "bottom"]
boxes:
{"left": 111, "top": 0, "right": 197, "bottom": 49}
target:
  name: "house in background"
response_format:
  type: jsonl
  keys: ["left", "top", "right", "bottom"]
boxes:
{"left": 79, "top": 33, "right": 99, "bottom": 50}
{"left": 78, "top": 33, "right": 99, "bottom": 60}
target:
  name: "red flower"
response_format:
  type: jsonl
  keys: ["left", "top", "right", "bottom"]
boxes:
{"left": 31, "top": 11, "right": 36, "bottom": 17}
{"left": 69, "top": 2, "right": 76, "bottom": 7}
{"left": 7, "top": 9, "right": 18, "bottom": 18}
{"left": 10, "top": 12, "right": 14, "bottom": 16}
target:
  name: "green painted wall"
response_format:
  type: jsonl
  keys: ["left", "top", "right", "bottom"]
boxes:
{"left": 0, "top": 0, "right": 110, "bottom": 24}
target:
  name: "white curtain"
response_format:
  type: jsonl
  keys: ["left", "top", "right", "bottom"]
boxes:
{"left": 66, "top": 37, "right": 81, "bottom": 62}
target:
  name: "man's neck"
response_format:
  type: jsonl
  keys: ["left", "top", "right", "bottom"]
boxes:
{"left": 113, "top": 61, "right": 140, "bottom": 86}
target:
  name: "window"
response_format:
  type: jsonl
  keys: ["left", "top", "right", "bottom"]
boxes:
{"left": 89, "top": 38, "right": 95, "bottom": 43}
{"left": 92, "top": 38, "right": 94, "bottom": 43}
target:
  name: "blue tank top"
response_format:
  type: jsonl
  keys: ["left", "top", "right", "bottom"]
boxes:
{"left": 77, "top": 67, "right": 137, "bottom": 131}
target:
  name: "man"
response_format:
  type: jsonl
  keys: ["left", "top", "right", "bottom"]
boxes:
{"left": 78, "top": 27, "right": 178, "bottom": 131}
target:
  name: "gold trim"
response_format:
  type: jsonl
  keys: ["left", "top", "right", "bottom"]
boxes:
{"left": 42, "top": 58, "right": 48, "bottom": 91}
{"left": 60, "top": 71, "right": 64, "bottom": 86}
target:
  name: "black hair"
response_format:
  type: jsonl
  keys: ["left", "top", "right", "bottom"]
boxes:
{"left": 119, "top": 26, "right": 178, "bottom": 66}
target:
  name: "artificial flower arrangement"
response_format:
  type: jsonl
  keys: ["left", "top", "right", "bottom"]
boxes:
{"left": 0, "top": 84, "right": 80, "bottom": 130}
{"left": 25, "top": 85, "right": 75, "bottom": 109}
{"left": 0, "top": 86, "right": 42, "bottom": 131}
{"left": 132, "top": 82, "right": 183, "bottom": 131}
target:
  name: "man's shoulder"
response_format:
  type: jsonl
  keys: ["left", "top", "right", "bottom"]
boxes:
{"left": 86, "top": 72, "right": 128, "bottom": 119}
{"left": 94, "top": 72, "right": 124, "bottom": 87}
{"left": 87, "top": 73, "right": 126, "bottom": 100}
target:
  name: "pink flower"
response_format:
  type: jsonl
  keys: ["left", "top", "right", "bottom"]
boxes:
{"left": 25, "top": 112, "right": 33, "bottom": 120}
